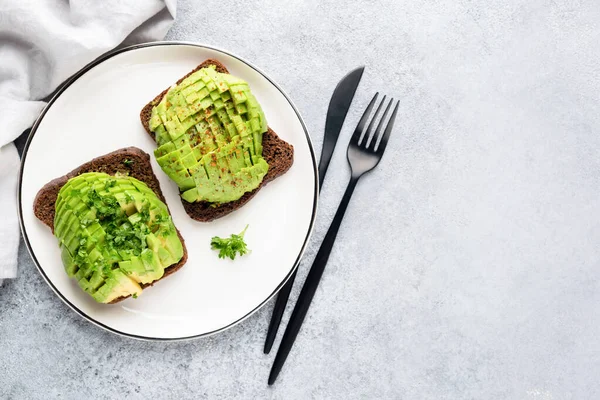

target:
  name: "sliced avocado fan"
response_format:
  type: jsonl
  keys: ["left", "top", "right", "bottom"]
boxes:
{"left": 149, "top": 66, "right": 269, "bottom": 204}
{"left": 54, "top": 172, "right": 183, "bottom": 303}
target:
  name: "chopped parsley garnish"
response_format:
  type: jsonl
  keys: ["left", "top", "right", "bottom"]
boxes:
{"left": 123, "top": 159, "right": 134, "bottom": 167}
{"left": 132, "top": 293, "right": 138, "bottom": 299}
{"left": 210, "top": 225, "right": 249, "bottom": 260}
{"left": 78, "top": 189, "right": 152, "bottom": 262}
{"left": 139, "top": 205, "right": 151, "bottom": 223}
{"left": 103, "top": 179, "right": 117, "bottom": 191}
{"left": 87, "top": 189, "right": 119, "bottom": 219}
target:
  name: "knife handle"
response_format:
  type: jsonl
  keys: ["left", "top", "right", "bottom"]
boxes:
{"left": 263, "top": 268, "right": 297, "bottom": 354}
{"left": 268, "top": 176, "right": 359, "bottom": 384}
{"left": 264, "top": 127, "right": 333, "bottom": 354}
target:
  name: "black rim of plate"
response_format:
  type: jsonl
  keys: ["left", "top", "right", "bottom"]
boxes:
{"left": 17, "top": 41, "right": 319, "bottom": 341}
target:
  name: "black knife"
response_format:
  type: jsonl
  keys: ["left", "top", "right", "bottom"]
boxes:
{"left": 263, "top": 66, "right": 365, "bottom": 354}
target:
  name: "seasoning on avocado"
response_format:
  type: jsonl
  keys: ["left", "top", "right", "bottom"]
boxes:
{"left": 149, "top": 65, "right": 269, "bottom": 204}
{"left": 210, "top": 225, "right": 249, "bottom": 260}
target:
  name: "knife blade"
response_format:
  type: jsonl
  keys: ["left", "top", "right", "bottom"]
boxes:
{"left": 318, "top": 66, "right": 365, "bottom": 189}
{"left": 263, "top": 66, "right": 365, "bottom": 354}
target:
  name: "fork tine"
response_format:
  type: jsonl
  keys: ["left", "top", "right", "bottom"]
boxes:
{"left": 350, "top": 93, "right": 378, "bottom": 145}
{"left": 362, "top": 95, "right": 386, "bottom": 147}
{"left": 376, "top": 100, "right": 399, "bottom": 153}
{"left": 368, "top": 98, "right": 393, "bottom": 150}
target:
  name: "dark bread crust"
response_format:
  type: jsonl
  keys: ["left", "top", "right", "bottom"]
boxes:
{"left": 139, "top": 59, "right": 294, "bottom": 222}
{"left": 33, "top": 147, "right": 188, "bottom": 304}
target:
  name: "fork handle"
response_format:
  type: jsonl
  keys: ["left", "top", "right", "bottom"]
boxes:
{"left": 268, "top": 175, "right": 360, "bottom": 384}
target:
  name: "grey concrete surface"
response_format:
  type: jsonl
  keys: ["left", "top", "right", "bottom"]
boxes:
{"left": 2, "top": 0, "right": 600, "bottom": 398}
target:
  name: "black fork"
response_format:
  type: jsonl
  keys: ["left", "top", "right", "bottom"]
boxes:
{"left": 268, "top": 93, "right": 399, "bottom": 384}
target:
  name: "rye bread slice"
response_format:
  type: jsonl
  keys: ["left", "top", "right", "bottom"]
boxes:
{"left": 139, "top": 59, "right": 294, "bottom": 222}
{"left": 33, "top": 147, "right": 188, "bottom": 304}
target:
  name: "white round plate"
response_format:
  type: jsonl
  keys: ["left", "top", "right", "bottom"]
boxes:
{"left": 19, "top": 42, "right": 317, "bottom": 340}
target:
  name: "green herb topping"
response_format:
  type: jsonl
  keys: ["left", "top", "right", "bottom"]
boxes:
{"left": 210, "top": 225, "right": 249, "bottom": 260}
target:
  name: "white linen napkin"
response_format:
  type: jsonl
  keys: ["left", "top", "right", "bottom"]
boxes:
{"left": 0, "top": 0, "right": 177, "bottom": 285}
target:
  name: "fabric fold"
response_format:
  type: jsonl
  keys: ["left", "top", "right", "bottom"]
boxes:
{"left": 0, "top": 0, "right": 177, "bottom": 282}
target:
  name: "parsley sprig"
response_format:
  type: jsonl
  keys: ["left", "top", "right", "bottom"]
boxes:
{"left": 210, "top": 225, "right": 249, "bottom": 260}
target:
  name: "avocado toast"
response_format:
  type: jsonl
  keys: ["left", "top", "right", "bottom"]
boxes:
{"left": 34, "top": 147, "right": 188, "bottom": 304}
{"left": 140, "top": 59, "right": 294, "bottom": 222}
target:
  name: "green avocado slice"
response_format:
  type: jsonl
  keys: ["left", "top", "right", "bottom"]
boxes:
{"left": 53, "top": 172, "right": 183, "bottom": 303}
{"left": 151, "top": 66, "right": 270, "bottom": 204}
